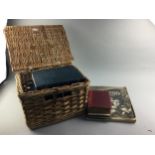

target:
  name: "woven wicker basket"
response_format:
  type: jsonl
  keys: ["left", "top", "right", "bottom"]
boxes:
{"left": 4, "top": 25, "right": 89, "bottom": 129}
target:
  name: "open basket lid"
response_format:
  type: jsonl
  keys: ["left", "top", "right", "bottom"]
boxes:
{"left": 4, "top": 25, "right": 73, "bottom": 72}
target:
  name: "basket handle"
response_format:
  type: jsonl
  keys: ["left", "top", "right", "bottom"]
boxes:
{"left": 44, "top": 91, "right": 72, "bottom": 101}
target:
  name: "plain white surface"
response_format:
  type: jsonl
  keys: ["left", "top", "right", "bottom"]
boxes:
{"left": 0, "top": 19, "right": 155, "bottom": 134}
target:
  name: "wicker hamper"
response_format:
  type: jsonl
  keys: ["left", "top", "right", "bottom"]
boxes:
{"left": 4, "top": 25, "right": 89, "bottom": 129}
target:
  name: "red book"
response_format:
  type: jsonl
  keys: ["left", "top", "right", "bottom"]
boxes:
{"left": 87, "top": 90, "right": 112, "bottom": 116}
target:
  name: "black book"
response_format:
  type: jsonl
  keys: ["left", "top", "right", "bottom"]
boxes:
{"left": 32, "top": 65, "right": 86, "bottom": 90}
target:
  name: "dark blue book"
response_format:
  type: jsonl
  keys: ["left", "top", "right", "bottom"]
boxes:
{"left": 32, "top": 65, "right": 86, "bottom": 90}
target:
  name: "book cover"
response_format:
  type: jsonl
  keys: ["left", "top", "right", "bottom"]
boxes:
{"left": 87, "top": 90, "right": 112, "bottom": 116}
{"left": 32, "top": 65, "right": 86, "bottom": 90}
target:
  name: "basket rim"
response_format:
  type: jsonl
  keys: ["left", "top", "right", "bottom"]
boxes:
{"left": 17, "top": 77, "right": 89, "bottom": 97}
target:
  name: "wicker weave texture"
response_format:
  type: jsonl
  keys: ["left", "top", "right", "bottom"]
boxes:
{"left": 4, "top": 25, "right": 73, "bottom": 72}
{"left": 16, "top": 72, "right": 89, "bottom": 129}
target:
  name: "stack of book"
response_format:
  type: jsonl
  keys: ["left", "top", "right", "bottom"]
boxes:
{"left": 86, "top": 86, "right": 136, "bottom": 123}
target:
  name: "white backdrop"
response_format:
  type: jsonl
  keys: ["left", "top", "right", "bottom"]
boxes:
{"left": 0, "top": 19, "right": 155, "bottom": 134}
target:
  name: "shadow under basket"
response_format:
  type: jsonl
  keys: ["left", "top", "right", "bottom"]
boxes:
{"left": 4, "top": 25, "right": 89, "bottom": 129}
{"left": 16, "top": 70, "right": 89, "bottom": 129}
